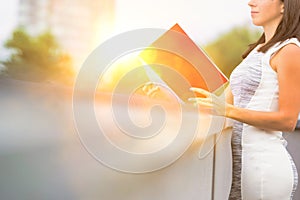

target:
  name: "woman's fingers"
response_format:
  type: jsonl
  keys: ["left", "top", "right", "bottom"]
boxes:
{"left": 190, "top": 87, "right": 211, "bottom": 97}
{"left": 188, "top": 97, "right": 211, "bottom": 103}
{"left": 142, "top": 82, "right": 160, "bottom": 98}
{"left": 189, "top": 87, "right": 228, "bottom": 116}
{"left": 188, "top": 97, "right": 213, "bottom": 107}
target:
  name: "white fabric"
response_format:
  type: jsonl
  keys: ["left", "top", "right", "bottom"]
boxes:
{"left": 230, "top": 38, "right": 300, "bottom": 200}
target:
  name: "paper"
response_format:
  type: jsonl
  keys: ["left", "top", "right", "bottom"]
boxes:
{"left": 99, "top": 23, "right": 228, "bottom": 102}
{"left": 139, "top": 23, "right": 228, "bottom": 102}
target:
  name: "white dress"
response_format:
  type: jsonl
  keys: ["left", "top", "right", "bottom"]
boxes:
{"left": 228, "top": 38, "right": 300, "bottom": 200}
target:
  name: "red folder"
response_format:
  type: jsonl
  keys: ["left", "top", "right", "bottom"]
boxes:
{"left": 139, "top": 23, "right": 228, "bottom": 101}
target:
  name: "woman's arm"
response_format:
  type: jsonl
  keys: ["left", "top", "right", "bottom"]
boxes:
{"left": 225, "top": 84, "right": 233, "bottom": 105}
{"left": 190, "top": 44, "right": 300, "bottom": 132}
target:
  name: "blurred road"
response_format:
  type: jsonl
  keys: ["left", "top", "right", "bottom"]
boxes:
{"left": 0, "top": 78, "right": 219, "bottom": 200}
{"left": 1, "top": 77, "right": 298, "bottom": 200}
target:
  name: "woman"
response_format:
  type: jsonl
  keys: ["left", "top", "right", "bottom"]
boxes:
{"left": 189, "top": 0, "right": 300, "bottom": 199}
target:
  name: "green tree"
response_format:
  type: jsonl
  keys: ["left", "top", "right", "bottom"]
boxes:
{"left": 204, "top": 26, "right": 261, "bottom": 78}
{"left": 1, "top": 28, "right": 75, "bottom": 85}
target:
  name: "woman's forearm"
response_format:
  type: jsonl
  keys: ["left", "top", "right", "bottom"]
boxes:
{"left": 226, "top": 105, "right": 297, "bottom": 132}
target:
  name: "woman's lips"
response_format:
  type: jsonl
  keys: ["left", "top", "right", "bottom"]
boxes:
{"left": 251, "top": 11, "right": 259, "bottom": 17}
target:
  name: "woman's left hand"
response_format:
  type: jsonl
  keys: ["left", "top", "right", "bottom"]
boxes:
{"left": 188, "top": 87, "right": 231, "bottom": 116}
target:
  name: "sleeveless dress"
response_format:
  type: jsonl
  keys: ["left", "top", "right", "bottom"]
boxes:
{"left": 228, "top": 38, "right": 300, "bottom": 200}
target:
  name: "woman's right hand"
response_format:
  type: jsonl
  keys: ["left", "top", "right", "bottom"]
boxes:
{"left": 142, "top": 82, "right": 161, "bottom": 98}
{"left": 188, "top": 87, "right": 233, "bottom": 117}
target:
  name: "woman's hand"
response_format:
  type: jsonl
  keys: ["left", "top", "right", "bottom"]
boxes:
{"left": 188, "top": 87, "right": 232, "bottom": 117}
{"left": 142, "top": 82, "right": 160, "bottom": 98}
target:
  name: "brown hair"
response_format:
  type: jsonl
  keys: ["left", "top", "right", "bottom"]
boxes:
{"left": 243, "top": 0, "right": 300, "bottom": 58}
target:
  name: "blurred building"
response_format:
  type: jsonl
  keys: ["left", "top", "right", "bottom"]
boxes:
{"left": 18, "top": 0, "right": 115, "bottom": 69}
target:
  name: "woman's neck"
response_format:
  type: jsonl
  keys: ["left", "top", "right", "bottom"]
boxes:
{"left": 263, "top": 22, "right": 280, "bottom": 43}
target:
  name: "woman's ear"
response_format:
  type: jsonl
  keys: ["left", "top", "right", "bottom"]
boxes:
{"left": 280, "top": 3, "right": 284, "bottom": 14}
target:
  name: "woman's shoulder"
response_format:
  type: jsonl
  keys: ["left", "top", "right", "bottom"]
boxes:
{"left": 277, "top": 38, "right": 300, "bottom": 55}
{"left": 267, "top": 37, "right": 300, "bottom": 57}
{"left": 276, "top": 44, "right": 300, "bottom": 65}
{"left": 276, "top": 38, "right": 300, "bottom": 49}
{"left": 271, "top": 39, "right": 300, "bottom": 72}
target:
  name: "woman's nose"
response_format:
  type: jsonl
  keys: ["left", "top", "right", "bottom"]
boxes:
{"left": 248, "top": 0, "right": 257, "bottom": 7}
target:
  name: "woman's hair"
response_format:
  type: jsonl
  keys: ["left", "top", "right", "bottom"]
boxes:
{"left": 243, "top": 0, "right": 300, "bottom": 58}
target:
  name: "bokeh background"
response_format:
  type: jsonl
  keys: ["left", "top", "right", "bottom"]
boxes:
{"left": 1, "top": 0, "right": 299, "bottom": 200}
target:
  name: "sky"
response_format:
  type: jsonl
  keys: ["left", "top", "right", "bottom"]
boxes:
{"left": 0, "top": 0, "right": 259, "bottom": 63}
{"left": 0, "top": 1, "right": 18, "bottom": 45}
{"left": 114, "top": 0, "right": 256, "bottom": 45}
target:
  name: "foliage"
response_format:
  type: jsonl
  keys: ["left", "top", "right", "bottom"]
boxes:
{"left": 1, "top": 28, "right": 75, "bottom": 85}
{"left": 204, "top": 26, "right": 262, "bottom": 78}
